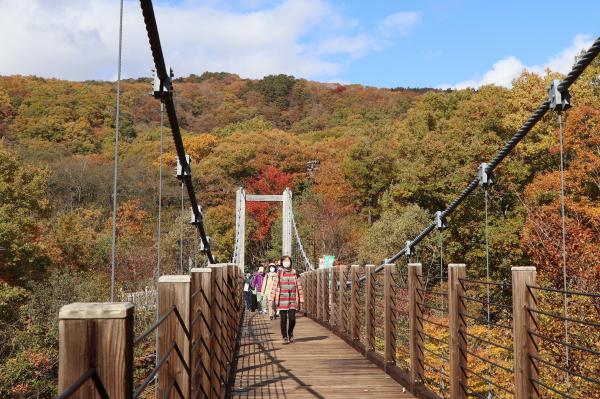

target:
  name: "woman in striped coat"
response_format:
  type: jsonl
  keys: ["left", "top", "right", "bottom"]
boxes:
{"left": 271, "top": 255, "right": 304, "bottom": 343}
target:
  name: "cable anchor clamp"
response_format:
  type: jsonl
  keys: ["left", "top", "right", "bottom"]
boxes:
{"left": 548, "top": 79, "right": 571, "bottom": 112}
{"left": 477, "top": 162, "right": 493, "bottom": 187}
{"left": 405, "top": 240, "right": 413, "bottom": 256}
{"left": 151, "top": 67, "right": 174, "bottom": 100}
{"left": 190, "top": 205, "right": 203, "bottom": 225}
{"left": 199, "top": 237, "right": 211, "bottom": 254}
{"left": 176, "top": 154, "right": 192, "bottom": 180}
{"left": 435, "top": 211, "right": 447, "bottom": 229}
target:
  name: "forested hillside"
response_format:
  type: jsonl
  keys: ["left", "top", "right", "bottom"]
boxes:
{"left": 1, "top": 58, "right": 599, "bottom": 396}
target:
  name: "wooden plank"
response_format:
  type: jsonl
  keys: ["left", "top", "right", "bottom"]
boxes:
{"left": 512, "top": 266, "right": 538, "bottom": 399}
{"left": 384, "top": 264, "right": 396, "bottom": 369}
{"left": 190, "top": 267, "right": 213, "bottom": 399}
{"left": 157, "top": 275, "right": 191, "bottom": 398}
{"left": 448, "top": 264, "right": 466, "bottom": 399}
{"left": 365, "top": 265, "right": 375, "bottom": 352}
{"left": 408, "top": 263, "right": 423, "bottom": 388}
{"left": 244, "top": 194, "right": 283, "bottom": 202}
{"left": 58, "top": 303, "right": 133, "bottom": 399}
{"left": 230, "top": 312, "right": 416, "bottom": 398}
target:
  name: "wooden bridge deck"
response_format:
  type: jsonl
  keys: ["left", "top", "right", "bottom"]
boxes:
{"left": 229, "top": 312, "right": 415, "bottom": 399}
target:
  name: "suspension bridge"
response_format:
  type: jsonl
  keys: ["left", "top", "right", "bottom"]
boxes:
{"left": 54, "top": 1, "right": 600, "bottom": 398}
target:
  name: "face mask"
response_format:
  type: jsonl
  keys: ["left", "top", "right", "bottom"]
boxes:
{"left": 282, "top": 260, "right": 291, "bottom": 268}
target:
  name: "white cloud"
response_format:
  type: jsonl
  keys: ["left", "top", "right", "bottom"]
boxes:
{"left": 439, "top": 34, "right": 594, "bottom": 89}
{"left": 0, "top": 0, "right": 419, "bottom": 82}
{"left": 377, "top": 12, "right": 421, "bottom": 38}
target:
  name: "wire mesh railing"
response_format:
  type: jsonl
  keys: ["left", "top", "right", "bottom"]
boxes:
{"left": 132, "top": 305, "right": 190, "bottom": 398}
{"left": 373, "top": 272, "right": 385, "bottom": 355}
{"left": 417, "top": 275, "right": 450, "bottom": 398}
{"left": 358, "top": 267, "right": 367, "bottom": 346}
{"left": 458, "top": 278, "right": 514, "bottom": 398}
{"left": 55, "top": 368, "right": 109, "bottom": 399}
{"left": 393, "top": 264, "right": 411, "bottom": 372}
{"left": 527, "top": 284, "right": 600, "bottom": 399}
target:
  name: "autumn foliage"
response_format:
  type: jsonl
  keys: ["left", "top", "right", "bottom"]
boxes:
{"left": 0, "top": 59, "right": 599, "bottom": 396}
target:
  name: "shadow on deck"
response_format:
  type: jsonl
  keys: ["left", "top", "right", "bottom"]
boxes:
{"left": 229, "top": 312, "right": 414, "bottom": 398}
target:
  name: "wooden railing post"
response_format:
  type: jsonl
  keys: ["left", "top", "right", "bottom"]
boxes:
{"left": 316, "top": 269, "right": 322, "bottom": 321}
{"left": 323, "top": 267, "right": 330, "bottom": 323}
{"left": 338, "top": 265, "right": 347, "bottom": 333}
{"left": 448, "top": 263, "right": 467, "bottom": 399}
{"left": 190, "top": 267, "right": 213, "bottom": 399}
{"left": 314, "top": 270, "right": 319, "bottom": 319}
{"left": 209, "top": 264, "right": 227, "bottom": 398}
{"left": 58, "top": 303, "right": 133, "bottom": 398}
{"left": 223, "top": 265, "right": 236, "bottom": 367}
{"left": 512, "top": 266, "right": 538, "bottom": 399}
{"left": 308, "top": 271, "right": 314, "bottom": 318}
{"left": 330, "top": 266, "right": 338, "bottom": 329}
{"left": 350, "top": 265, "right": 360, "bottom": 341}
{"left": 365, "top": 264, "right": 376, "bottom": 352}
{"left": 408, "top": 263, "right": 424, "bottom": 389}
{"left": 304, "top": 270, "right": 314, "bottom": 317}
{"left": 301, "top": 273, "right": 308, "bottom": 316}
{"left": 158, "top": 275, "right": 191, "bottom": 398}
{"left": 384, "top": 264, "right": 396, "bottom": 370}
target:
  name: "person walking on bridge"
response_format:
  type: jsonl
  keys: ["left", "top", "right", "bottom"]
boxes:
{"left": 251, "top": 266, "right": 265, "bottom": 313}
{"left": 261, "top": 263, "right": 278, "bottom": 320}
{"left": 271, "top": 256, "right": 304, "bottom": 343}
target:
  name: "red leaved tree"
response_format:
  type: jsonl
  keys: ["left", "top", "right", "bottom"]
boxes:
{"left": 246, "top": 165, "right": 293, "bottom": 242}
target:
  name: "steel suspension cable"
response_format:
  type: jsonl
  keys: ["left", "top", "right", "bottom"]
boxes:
{"left": 291, "top": 210, "right": 314, "bottom": 271}
{"left": 156, "top": 102, "right": 164, "bottom": 282}
{"left": 484, "top": 189, "right": 491, "bottom": 326}
{"left": 362, "top": 36, "right": 600, "bottom": 281}
{"left": 484, "top": 188, "right": 493, "bottom": 398}
{"left": 558, "top": 111, "right": 570, "bottom": 389}
{"left": 180, "top": 182, "right": 184, "bottom": 274}
{"left": 110, "top": 0, "right": 124, "bottom": 302}
{"left": 439, "top": 229, "right": 446, "bottom": 396}
{"left": 155, "top": 100, "right": 164, "bottom": 382}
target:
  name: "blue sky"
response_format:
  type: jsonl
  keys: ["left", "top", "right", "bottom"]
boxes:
{"left": 0, "top": 0, "right": 598, "bottom": 88}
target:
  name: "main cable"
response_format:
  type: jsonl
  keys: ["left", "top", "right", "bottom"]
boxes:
{"left": 139, "top": 0, "right": 215, "bottom": 263}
